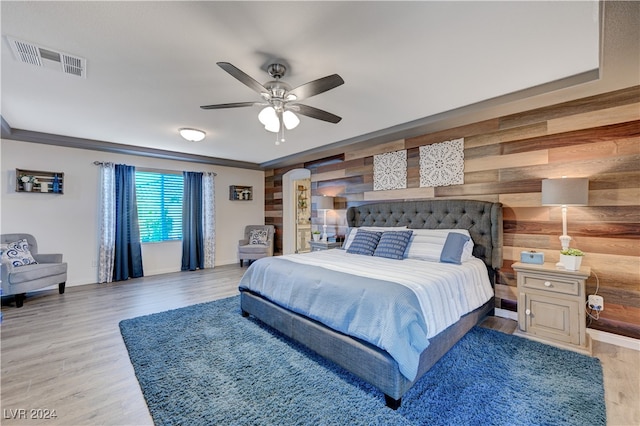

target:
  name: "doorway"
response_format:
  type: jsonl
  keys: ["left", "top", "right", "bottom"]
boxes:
{"left": 282, "top": 168, "right": 311, "bottom": 254}
{"left": 293, "top": 178, "right": 311, "bottom": 253}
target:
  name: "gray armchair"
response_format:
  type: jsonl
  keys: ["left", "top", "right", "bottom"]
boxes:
{"left": 238, "top": 225, "right": 275, "bottom": 267}
{"left": 1, "top": 233, "right": 67, "bottom": 308}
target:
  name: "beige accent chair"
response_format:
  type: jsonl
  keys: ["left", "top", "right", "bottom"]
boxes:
{"left": 238, "top": 225, "right": 275, "bottom": 267}
{"left": 1, "top": 233, "right": 67, "bottom": 308}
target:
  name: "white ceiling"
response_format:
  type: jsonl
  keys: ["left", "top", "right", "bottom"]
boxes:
{"left": 0, "top": 1, "right": 615, "bottom": 167}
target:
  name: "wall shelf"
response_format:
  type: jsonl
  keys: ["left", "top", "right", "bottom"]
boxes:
{"left": 229, "top": 185, "right": 252, "bottom": 201}
{"left": 15, "top": 169, "right": 64, "bottom": 194}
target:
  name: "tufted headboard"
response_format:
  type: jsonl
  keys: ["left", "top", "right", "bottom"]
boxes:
{"left": 347, "top": 199, "right": 503, "bottom": 279}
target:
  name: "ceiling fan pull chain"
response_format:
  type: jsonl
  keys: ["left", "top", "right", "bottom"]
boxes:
{"left": 276, "top": 111, "right": 286, "bottom": 145}
{"left": 278, "top": 123, "right": 285, "bottom": 145}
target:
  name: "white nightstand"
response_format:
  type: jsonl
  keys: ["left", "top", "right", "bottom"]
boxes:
{"left": 309, "top": 241, "right": 342, "bottom": 252}
{"left": 512, "top": 262, "right": 592, "bottom": 355}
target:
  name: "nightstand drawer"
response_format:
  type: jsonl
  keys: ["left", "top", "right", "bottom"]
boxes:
{"left": 521, "top": 275, "right": 579, "bottom": 295}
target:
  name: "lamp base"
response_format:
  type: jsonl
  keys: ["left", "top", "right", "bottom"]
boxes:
{"left": 559, "top": 235, "right": 571, "bottom": 251}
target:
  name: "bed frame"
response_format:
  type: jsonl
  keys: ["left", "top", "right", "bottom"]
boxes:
{"left": 240, "top": 199, "right": 503, "bottom": 408}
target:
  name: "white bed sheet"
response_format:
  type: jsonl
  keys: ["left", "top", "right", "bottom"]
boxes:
{"left": 280, "top": 249, "right": 494, "bottom": 339}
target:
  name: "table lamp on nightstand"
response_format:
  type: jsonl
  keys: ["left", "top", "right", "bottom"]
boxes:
{"left": 313, "top": 196, "right": 334, "bottom": 242}
{"left": 541, "top": 177, "right": 589, "bottom": 265}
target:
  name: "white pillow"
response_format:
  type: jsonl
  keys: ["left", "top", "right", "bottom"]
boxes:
{"left": 342, "top": 226, "right": 407, "bottom": 250}
{"left": 0, "top": 239, "right": 38, "bottom": 267}
{"left": 405, "top": 229, "right": 474, "bottom": 262}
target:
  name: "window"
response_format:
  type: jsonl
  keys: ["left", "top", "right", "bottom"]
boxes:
{"left": 135, "top": 171, "right": 183, "bottom": 243}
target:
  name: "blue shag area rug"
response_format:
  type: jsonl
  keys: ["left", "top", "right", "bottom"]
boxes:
{"left": 119, "top": 296, "right": 606, "bottom": 425}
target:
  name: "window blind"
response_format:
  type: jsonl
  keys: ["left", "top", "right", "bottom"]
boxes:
{"left": 135, "top": 171, "right": 183, "bottom": 243}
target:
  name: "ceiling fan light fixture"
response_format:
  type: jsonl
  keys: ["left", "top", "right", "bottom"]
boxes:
{"left": 283, "top": 110, "right": 300, "bottom": 130}
{"left": 264, "top": 120, "right": 280, "bottom": 133}
{"left": 259, "top": 106, "right": 281, "bottom": 132}
{"left": 258, "top": 106, "right": 276, "bottom": 125}
{"left": 179, "top": 128, "right": 206, "bottom": 142}
{"left": 204, "top": 62, "right": 344, "bottom": 139}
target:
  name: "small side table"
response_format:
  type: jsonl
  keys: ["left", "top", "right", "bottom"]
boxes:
{"left": 309, "top": 240, "right": 342, "bottom": 252}
{"left": 512, "top": 261, "right": 592, "bottom": 355}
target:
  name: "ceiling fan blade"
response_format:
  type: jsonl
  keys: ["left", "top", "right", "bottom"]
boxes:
{"left": 217, "top": 62, "right": 268, "bottom": 95}
{"left": 200, "top": 102, "right": 258, "bottom": 110}
{"left": 289, "top": 104, "right": 342, "bottom": 124}
{"left": 287, "top": 74, "right": 344, "bottom": 101}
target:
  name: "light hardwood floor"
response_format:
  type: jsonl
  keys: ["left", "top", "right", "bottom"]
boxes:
{"left": 1, "top": 265, "right": 638, "bottom": 425}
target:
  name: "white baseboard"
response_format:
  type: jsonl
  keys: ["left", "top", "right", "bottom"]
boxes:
{"left": 495, "top": 308, "right": 517, "bottom": 321}
{"left": 587, "top": 328, "right": 640, "bottom": 352}
{"left": 216, "top": 258, "right": 240, "bottom": 266}
{"left": 495, "top": 308, "right": 640, "bottom": 351}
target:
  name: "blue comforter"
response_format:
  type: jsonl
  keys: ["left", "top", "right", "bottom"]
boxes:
{"left": 238, "top": 257, "right": 430, "bottom": 380}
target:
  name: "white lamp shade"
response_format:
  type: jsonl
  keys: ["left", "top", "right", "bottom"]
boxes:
{"left": 258, "top": 106, "right": 276, "bottom": 125}
{"left": 179, "top": 128, "right": 206, "bottom": 142}
{"left": 541, "top": 178, "right": 589, "bottom": 206}
{"left": 258, "top": 107, "right": 280, "bottom": 132}
{"left": 313, "top": 195, "right": 334, "bottom": 210}
{"left": 264, "top": 120, "right": 280, "bottom": 133}
{"left": 283, "top": 110, "right": 300, "bottom": 130}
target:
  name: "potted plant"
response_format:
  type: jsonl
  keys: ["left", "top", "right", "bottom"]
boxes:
{"left": 19, "top": 175, "right": 39, "bottom": 192}
{"left": 559, "top": 248, "right": 584, "bottom": 271}
{"left": 312, "top": 230, "right": 321, "bottom": 242}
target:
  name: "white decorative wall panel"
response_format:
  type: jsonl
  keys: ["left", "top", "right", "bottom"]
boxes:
{"left": 373, "top": 150, "right": 407, "bottom": 191}
{"left": 419, "top": 138, "right": 465, "bottom": 187}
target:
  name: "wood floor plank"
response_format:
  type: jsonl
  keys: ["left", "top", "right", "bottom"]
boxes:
{"left": 2, "top": 265, "right": 638, "bottom": 425}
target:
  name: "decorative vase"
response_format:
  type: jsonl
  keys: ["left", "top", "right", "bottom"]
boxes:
{"left": 560, "top": 254, "right": 583, "bottom": 271}
{"left": 23, "top": 182, "right": 33, "bottom": 192}
{"left": 312, "top": 234, "right": 321, "bottom": 242}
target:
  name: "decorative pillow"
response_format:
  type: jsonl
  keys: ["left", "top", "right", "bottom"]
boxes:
{"left": 440, "top": 232, "right": 471, "bottom": 265}
{"left": 342, "top": 226, "right": 407, "bottom": 250}
{"left": 373, "top": 230, "right": 413, "bottom": 260}
{"left": 248, "top": 229, "right": 268, "bottom": 245}
{"left": 405, "top": 229, "right": 474, "bottom": 262}
{"left": 346, "top": 230, "right": 382, "bottom": 256}
{"left": 0, "top": 239, "right": 38, "bottom": 267}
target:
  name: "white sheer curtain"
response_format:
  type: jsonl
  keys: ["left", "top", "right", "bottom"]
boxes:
{"left": 98, "top": 162, "right": 116, "bottom": 283}
{"left": 202, "top": 172, "right": 216, "bottom": 268}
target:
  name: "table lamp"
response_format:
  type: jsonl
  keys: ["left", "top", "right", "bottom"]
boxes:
{"left": 314, "top": 196, "right": 334, "bottom": 242}
{"left": 541, "top": 177, "right": 589, "bottom": 253}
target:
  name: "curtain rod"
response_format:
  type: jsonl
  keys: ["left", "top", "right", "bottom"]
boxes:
{"left": 93, "top": 161, "right": 217, "bottom": 176}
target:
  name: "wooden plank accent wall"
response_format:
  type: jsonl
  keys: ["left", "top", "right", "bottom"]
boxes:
{"left": 264, "top": 86, "right": 640, "bottom": 339}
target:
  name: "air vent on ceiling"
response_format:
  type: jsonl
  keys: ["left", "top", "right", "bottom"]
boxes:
{"left": 7, "top": 36, "right": 86, "bottom": 78}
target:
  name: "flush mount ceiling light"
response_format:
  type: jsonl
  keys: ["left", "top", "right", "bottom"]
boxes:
{"left": 179, "top": 128, "right": 206, "bottom": 142}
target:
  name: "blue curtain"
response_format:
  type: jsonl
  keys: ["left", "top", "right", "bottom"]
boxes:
{"left": 113, "top": 164, "right": 144, "bottom": 281}
{"left": 182, "top": 172, "right": 204, "bottom": 271}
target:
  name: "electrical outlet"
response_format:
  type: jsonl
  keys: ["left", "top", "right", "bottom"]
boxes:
{"left": 588, "top": 295, "right": 604, "bottom": 312}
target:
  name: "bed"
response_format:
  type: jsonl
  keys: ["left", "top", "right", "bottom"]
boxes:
{"left": 239, "top": 199, "right": 503, "bottom": 409}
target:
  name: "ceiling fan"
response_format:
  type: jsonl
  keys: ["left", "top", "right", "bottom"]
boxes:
{"left": 201, "top": 62, "right": 344, "bottom": 144}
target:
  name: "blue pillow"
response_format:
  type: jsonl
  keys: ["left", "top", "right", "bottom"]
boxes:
{"left": 346, "top": 230, "right": 382, "bottom": 256}
{"left": 440, "top": 232, "right": 471, "bottom": 265}
{"left": 373, "top": 230, "right": 413, "bottom": 260}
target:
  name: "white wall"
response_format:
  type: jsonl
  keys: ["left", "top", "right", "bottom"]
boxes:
{"left": 0, "top": 139, "right": 264, "bottom": 287}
